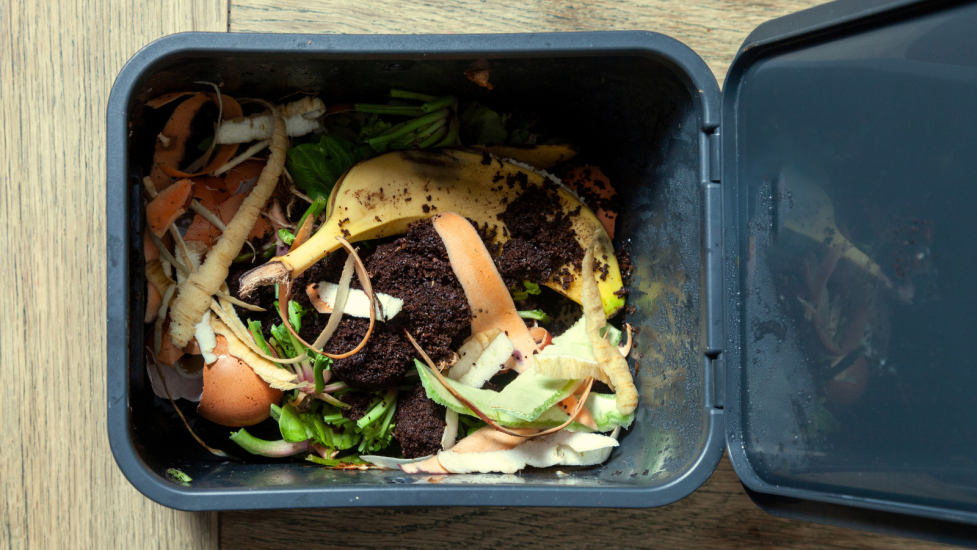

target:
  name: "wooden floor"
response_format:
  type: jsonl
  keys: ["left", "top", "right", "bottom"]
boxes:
{"left": 0, "top": 0, "right": 958, "bottom": 548}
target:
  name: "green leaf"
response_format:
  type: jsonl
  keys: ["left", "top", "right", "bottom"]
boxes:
{"left": 518, "top": 309, "right": 551, "bottom": 325}
{"left": 270, "top": 403, "right": 282, "bottom": 421}
{"left": 416, "top": 361, "right": 614, "bottom": 432}
{"left": 196, "top": 135, "right": 213, "bottom": 152}
{"left": 295, "top": 196, "right": 328, "bottom": 234}
{"left": 269, "top": 324, "right": 298, "bottom": 358}
{"left": 305, "top": 455, "right": 374, "bottom": 468}
{"left": 230, "top": 429, "right": 309, "bottom": 457}
{"left": 489, "top": 367, "right": 579, "bottom": 422}
{"left": 358, "top": 113, "right": 393, "bottom": 142}
{"left": 313, "top": 355, "right": 331, "bottom": 394}
{"left": 459, "top": 102, "right": 507, "bottom": 145}
{"left": 279, "top": 404, "right": 311, "bottom": 443}
{"left": 248, "top": 319, "right": 278, "bottom": 365}
{"left": 303, "top": 414, "right": 330, "bottom": 447}
{"left": 511, "top": 281, "right": 541, "bottom": 301}
{"left": 278, "top": 228, "right": 295, "bottom": 246}
{"left": 166, "top": 468, "right": 192, "bottom": 483}
{"left": 285, "top": 135, "right": 367, "bottom": 200}
{"left": 522, "top": 281, "right": 541, "bottom": 295}
{"left": 288, "top": 300, "right": 309, "bottom": 332}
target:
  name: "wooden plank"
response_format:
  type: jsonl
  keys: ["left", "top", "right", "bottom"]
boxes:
{"left": 221, "top": 456, "right": 951, "bottom": 549}
{"left": 0, "top": 1, "right": 227, "bottom": 548}
{"left": 228, "top": 0, "right": 827, "bottom": 84}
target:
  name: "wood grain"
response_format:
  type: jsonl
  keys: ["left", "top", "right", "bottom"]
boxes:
{"left": 221, "top": 456, "right": 951, "bottom": 549}
{"left": 0, "top": 1, "right": 227, "bottom": 549}
{"left": 228, "top": 0, "right": 826, "bottom": 84}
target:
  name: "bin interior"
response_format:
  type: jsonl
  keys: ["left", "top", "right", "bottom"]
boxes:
{"left": 123, "top": 49, "right": 711, "bottom": 493}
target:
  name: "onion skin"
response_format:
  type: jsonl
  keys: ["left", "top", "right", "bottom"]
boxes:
{"left": 197, "top": 335, "right": 283, "bottom": 427}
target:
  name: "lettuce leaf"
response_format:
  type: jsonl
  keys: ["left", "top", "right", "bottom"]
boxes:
{"left": 459, "top": 102, "right": 506, "bottom": 145}
{"left": 286, "top": 135, "right": 369, "bottom": 200}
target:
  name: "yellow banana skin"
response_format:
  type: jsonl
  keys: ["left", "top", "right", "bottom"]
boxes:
{"left": 275, "top": 149, "right": 625, "bottom": 316}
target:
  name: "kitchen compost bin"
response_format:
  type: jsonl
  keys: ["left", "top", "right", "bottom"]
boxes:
{"left": 106, "top": 0, "right": 977, "bottom": 541}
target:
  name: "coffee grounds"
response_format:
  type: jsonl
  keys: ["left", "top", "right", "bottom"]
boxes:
{"left": 325, "top": 318, "right": 413, "bottom": 391}
{"left": 338, "top": 391, "right": 373, "bottom": 422}
{"left": 495, "top": 184, "right": 583, "bottom": 290}
{"left": 394, "top": 384, "right": 447, "bottom": 459}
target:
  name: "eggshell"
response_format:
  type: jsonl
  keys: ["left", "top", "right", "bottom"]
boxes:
{"left": 197, "top": 335, "right": 282, "bottom": 427}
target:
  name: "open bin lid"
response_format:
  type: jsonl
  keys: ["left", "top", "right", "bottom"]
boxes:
{"left": 718, "top": 0, "right": 977, "bottom": 539}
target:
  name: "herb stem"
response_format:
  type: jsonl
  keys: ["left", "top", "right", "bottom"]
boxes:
{"left": 418, "top": 126, "right": 449, "bottom": 148}
{"left": 434, "top": 118, "right": 459, "bottom": 147}
{"left": 368, "top": 109, "right": 449, "bottom": 149}
{"left": 354, "top": 103, "right": 426, "bottom": 116}
{"left": 229, "top": 429, "right": 309, "bottom": 457}
{"left": 420, "top": 96, "right": 456, "bottom": 113}
{"left": 390, "top": 89, "right": 436, "bottom": 102}
{"left": 416, "top": 117, "right": 447, "bottom": 140}
{"left": 356, "top": 389, "right": 397, "bottom": 429}
{"left": 295, "top": 195, "right": 327, "bottom": 232}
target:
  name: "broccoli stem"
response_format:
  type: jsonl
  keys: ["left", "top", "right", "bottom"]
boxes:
{"left": 368, "top": 109, "right": 449, "bottom": 149}
{"left": 354, "top": 103, "right": 426, "bottom": 116}
{"left": 390, "top": 89, "right": 437, "bottom": 102}
{"left": 230, "top": 429, "right": 309, "bottom": 457}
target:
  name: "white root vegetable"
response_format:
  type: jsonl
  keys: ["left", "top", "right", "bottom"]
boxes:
{"left": 306, "top": 281, "right": 403, "bottom": 321}
{"left": 194, "top": 311, "right": 218, "bottom": 364}
{"left": 167, "top": 106, "right": 286, "bottom": 347}
{"left": 213, "top": 139, "right": 270, "bottom": 176}
{"left": 457, "top": 332, "right": 513, "bottom": 388}
{"left": 449, "top": 329, "right": 502, "bottom": 381}
{"left": 434, "top": 431, "right": 620, "bottom": 474}
{"left": 215, "top": 97, "right": 325, "bottom": 144}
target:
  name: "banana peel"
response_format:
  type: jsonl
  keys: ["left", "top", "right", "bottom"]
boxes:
{"left": 469, "top": 144, "right": 578, "bottom": 169}
{"left": 783, "top": 170, "right": 889, "bottom": 286}
{"left": 247, "top": 149, "right": 625, "bottom": 316}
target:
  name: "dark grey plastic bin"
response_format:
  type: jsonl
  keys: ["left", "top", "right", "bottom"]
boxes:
{"left": 107, "top": 0, "right": 977, "bottom": 543}
{"left": 107, "top": 31, "right": 726, "bottom": 510}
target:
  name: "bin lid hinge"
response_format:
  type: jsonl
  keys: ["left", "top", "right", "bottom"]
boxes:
{"left": 707, "top": 352, "right": 725, "bottom": 409}
{"left": 708, "top": 131, "right": 721, "bottom": 183}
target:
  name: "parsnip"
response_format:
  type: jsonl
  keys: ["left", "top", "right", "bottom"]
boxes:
{"left": 581, "top": 229, "right": 637, "bottom": 415}
{"left": 215, "top": 97, "right": 325, "bottom": 144}
{"left": 167, "top": 106, "right": 286, "bottom": 347}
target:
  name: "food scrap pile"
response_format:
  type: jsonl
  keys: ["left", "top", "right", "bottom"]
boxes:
{"left": 142, "top": 85, "right": 636, "bottom": 474}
